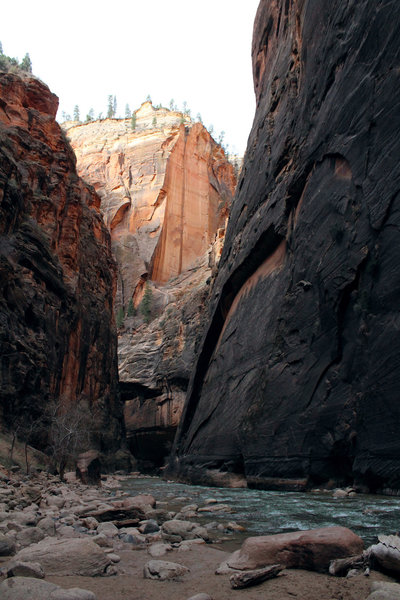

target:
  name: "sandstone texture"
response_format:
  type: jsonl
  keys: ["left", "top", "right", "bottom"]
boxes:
{"left": 119, "top": 259, "right": 215, "bottom": 469}
{"left": 226, "top": 527, "right": 363, "bottom": 573}
{"left": 0, "top": 72, "right": 122, "bottom": 451}
{"left": 64, "top": 103, "right": 235, "bottom": 303}
{"left": 64, "top": 103, "right": 235, "bottom": 470}
{"left": 171, "top": 0, "right": 400, "bottom": 491}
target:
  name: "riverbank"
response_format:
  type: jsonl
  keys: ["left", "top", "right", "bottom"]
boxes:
{"left": 0, "top": 467, "right": 397, "bottom": 600}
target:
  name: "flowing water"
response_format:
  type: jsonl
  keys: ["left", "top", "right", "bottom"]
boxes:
{"left": 121, "top": 475, "right": 400, "bottom": 548}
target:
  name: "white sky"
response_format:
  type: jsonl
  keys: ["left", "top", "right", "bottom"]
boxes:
{"left": 1, "top": 0, "right": 260, "bottom": 155}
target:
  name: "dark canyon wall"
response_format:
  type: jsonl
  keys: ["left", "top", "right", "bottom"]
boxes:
{"left": 171, "top": 0, "right": 400, "bottom": 492}
{"left": 0, "top": 72, "right": 123, "bottom": 453}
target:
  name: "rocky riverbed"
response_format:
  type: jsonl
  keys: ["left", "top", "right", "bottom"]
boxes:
{"left": 0, "top": 465, "right": 399, "bottom": 600}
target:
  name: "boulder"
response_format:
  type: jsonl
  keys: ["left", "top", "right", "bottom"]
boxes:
{"left": 97, "top": 522, "right": 118, "bottom": 537}
{"left": 227, "top": 527, "right": 363, "bottom": 573}
{"left": 15, "top": 537, "right": 111, "bottom": 576}
{"left": 0, "top": 577, "right": 97, "bottom": 600}
{"left": 161, "top": 520, "right": 209, "bottom": 542}
{"left": 3, "top": 560, "right": 45, "bottom": 579}
{"left": 371, "top": 535, "right": 400, "bottom": 576}
{"left": 0, "top": 576, "right": 58, "bottom": 599}
{"left": 138, "top": 519, "right": 159, "bottom": 534}
{"left": 0, "top": 534, "right": 16, "bottom": 556}
{"left": 76, "top": 451, "right": 101, "bottom": 486}
{"left": 143, "top": 560, "right": 190, "bottom": 580}
{"left": 16, "top": 527, "right": 45, "bottom": 548}
{"left": 366, "top": 581, "right": 400, "bottom": 600}
{"left": 36, "top": 516, "right": 56, "bottom": 536}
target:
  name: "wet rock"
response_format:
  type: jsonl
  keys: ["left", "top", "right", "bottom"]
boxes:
{"left": 143, "top": 559, "right": 190, "bottom": 580}
{"left": 198, "top": 504, "right": 232, "bottom": 513}
{"left": 226, "top": 526, "right": 363, "bottom": 573}
{"left": 15, "top": 537, "right": 111, "bottom": 576}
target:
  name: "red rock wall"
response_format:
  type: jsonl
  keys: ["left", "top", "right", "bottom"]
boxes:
{"left": 65, "top": 112, "right": 236, "bottom": 306}
{"left": 0, "top": 72, "right": 123, "bottom": 451}
{"left": 151, "top": 123, "right": 233, "bottom": 284}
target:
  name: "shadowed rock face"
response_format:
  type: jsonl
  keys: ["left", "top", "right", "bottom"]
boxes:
{"left": 0, "top": 72, "right": 123, "bottom": 451}
{"left": 171, "top": 0, "right": 400, "bottom": 492}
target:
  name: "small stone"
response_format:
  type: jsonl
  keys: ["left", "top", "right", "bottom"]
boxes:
{"left": 92, "top": 534, "right": 112, "bottom": 548}
{"left": 97, "top": 522, "right": 118, "bottom": 537}
{"left": 108, "top": 553, "right": 120, "bottom": 563}
{"left": 105, "top": 564, "right": 118, "bottom": 576}
{"left": 186, "top": 595, "right": 213, "bottom": 600}
{"left": 346, "top": 569, "right": 359, "bottom": 578}
{"left": 138, "top": 519, "right": 159, "bottom": 534}
{"left": 143, "top": 560, "right": 190, "bottom": 580}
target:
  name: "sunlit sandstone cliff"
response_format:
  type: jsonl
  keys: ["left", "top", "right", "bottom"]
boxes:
{"left": 170, "top": 0, "right": 400, "bottom": 492}
{"left": 64, "top": 103, "right": 235, "bottom": 305}
{"left": 64, "top": 105, "right": 236, "bottom": 469}
{"left": 0, "top": 72, "right": 123, "bottom": 456}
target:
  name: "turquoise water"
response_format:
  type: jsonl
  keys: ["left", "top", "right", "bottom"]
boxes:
{"left": 121, "top": 475, "right": 400, "bottom": 547}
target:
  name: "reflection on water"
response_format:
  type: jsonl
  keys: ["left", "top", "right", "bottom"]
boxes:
{"left": 121, "top": 476, "right": 400, "bottom": 547}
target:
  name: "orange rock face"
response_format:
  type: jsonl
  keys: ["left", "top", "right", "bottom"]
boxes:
{"left": 64, "top": 103, "right": 236, "bottom": 304}
{"left": 0, "top": 72, "right": 123, "bottom": 452}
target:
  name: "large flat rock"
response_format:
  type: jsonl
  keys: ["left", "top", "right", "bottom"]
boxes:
{"left": 226, "top": 526, "right": 363, "bottom": 572}
{"left": 15, "top": 537, "right": 111, "bottom": 576}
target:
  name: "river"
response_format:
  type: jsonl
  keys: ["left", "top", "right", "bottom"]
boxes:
{"left": 120, "top": 475, "right": 400, "bottom": 548}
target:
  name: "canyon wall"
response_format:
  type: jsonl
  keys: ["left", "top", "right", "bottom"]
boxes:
{"left": 171, "top": 0, "right": 400, "bottom": 492}
{"left": 65, "top": 108, "right": 236, "bottom": 469}
{"left": 64, "top": 104, "right": 234, "bottom": 304}
{"left": 0, "top": 72, "right": 123, "bottom": 455}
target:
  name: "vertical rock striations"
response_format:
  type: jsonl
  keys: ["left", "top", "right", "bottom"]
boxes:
{"left": 0, "top": 72, "right": 123, "bottom": 452}
{"left": 64, "top": 103, "right": 234, "bottom": 305}
{"left": 171, "top": 0, "right": 400, "bottom": 492}
{"left": 65, "top": 105, "right": 236, "bottom": 470}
